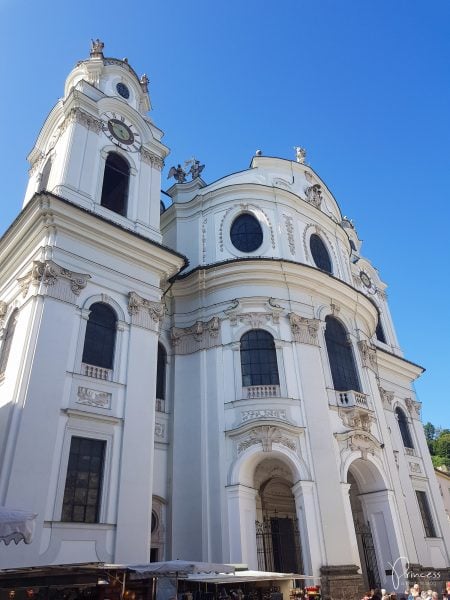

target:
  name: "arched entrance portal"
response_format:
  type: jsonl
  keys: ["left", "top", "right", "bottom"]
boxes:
{"left": 347, "top": 458, "right": 401, "bottom": 591}
{"left": 254, "top": 458, "right": 303, "bottom": 573}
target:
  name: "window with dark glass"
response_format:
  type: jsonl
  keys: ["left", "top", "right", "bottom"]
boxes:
{"left": 100, "top": 152, "right": 130, "bottom": 216}
{"left": 240, "top": 329, "right": 279, "bottom": 387}
{"left": 310, "top": 234, "right": 332, "bottom": 273}
{"left": 62, "top": 437, "right": 105, "bottom": 523}
{"left": 38, "top": 158, "right": 52, "bottom": 192}
{"left": 415, "top": 491, "right": 436, "bottom": 537}
{"left": 395, "top": 407, "right": 414, "bottom": 449}
{"left": 230, "top": 213, "right": 263, "bottom": 252}
{"left": 0, "top": 310, "right": 18, "bottom": 377}
{"left": 82, "top": 303, "right": 117, "bottom": 369}
{"left": 375, "top": 317, "right": 387, "bottom": 343}
{"left": 156, "top": 343, "right": 167, "bottom": 401}
{"left": 349, "top": 240, "right": 356, "bottom": 252}
{"left": 325, "top": 316, "right": 360, "bottom": 392}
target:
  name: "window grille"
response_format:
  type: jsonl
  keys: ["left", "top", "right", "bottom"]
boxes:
{"left": 230, "top": 213, "right": 263, "bottom": 252}
{"left": 240, "top": 329, "right": 279, "bottom": 387}
{"left": 310, "top": 234, "right": 332, "bottom": 273}
{"left": 82, "top": 303, "right": 117, "bottom": 370}
{"left": 325, "top": 316, "right": 360, "bottom": 392}
{"left": 415, "top": 490, "right": 436, "bottom": 538}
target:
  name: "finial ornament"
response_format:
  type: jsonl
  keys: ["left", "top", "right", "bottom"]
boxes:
{"left": 255, "top": 149, "right": 262, "bottom": 156}
{"left": 90, "top": 39, "right": 104, "bottom": 58}
{"left": 185, "top": 157, "right": 205, "bottom": 180}
{"left": 294, "top": 146, "right": 306, "bottom": 164}
{"left": 168, "top": 164, "right": 187, "bottom": 183}
{"left": 140, "top": 74, "right": 149, "bottom": 91}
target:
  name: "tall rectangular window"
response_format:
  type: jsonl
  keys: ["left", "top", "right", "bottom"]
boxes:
{"left": 62, "top": 437, "right": 105, "bottom": 523}
{"left": 416, "top": 490, "right": 437, "bottom": 538}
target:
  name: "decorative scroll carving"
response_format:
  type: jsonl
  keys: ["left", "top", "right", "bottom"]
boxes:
{"left": 393, "top": 450, "right": 399, "bottom": 468}
{"left": 358, "top": 340, "right": 378, "bottom": 372}
{"left": 154, "top": 422, "right": 166, "bottom": 440}
{"left": 140, "top": 147, "right": 163, "bottom": 169}
{"left": 29, "top": 152, "right": 46, "bottom": 176}
{"left": 378, "top": 386, "right": 394, "bottom": 409}
{"left": 219, "top": 207, "right": 234, "bottom": 252}
{"left": 225, "top": 299, "right": 282, "bottom": 328}
{"left": 283, "top": 215, "right": 295, "bottom": 255}
{"left": 61, "top": 108, "right": 102, "bottom": 135}
{"left": 0, "top": 301, "right": 7, "bottom": 320}
{"left": 128, "top": 292, "right": 165, "bottom": 331}
{"left": 17, "top": 260, "right": 91, "bottom": 301}
{"left": 77, "top": 387, "right": 111, "bottom": 409}
{"left": 338, "top": 408, "right": 375, "bottom": 433}
{"left": 404, "top": 398, "right": 421, "bottom": 419}
{"left": 171, "top": 316, "right": 221, "bottom": 354}
{"left": 330, "top": 302, "right": 340, "bottom": 316}
{"left": 409, "top": 461, "right": 422, "bottom": 474}
{"left": 289, "top": 313, "right": 320, "bottom": 345}
{"left": 237, "top": 425, "right": 297, "bottom": 454}
{"left": 335, "top": 430, "right": 381, "bottom": 460}
{"left": 305, "top": 184, "right": 322, "bottom": 209}
{"left": 241, "top": 409, "right": 288, "bottom": 423}
{"left": 377, "top": 288, "right": 387, "bottom": 301}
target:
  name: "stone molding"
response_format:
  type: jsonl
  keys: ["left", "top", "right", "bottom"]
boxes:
{"left": 218, "top": 203, "right": 275, "bottom": 252}
{"left": 335, "top": 429, "right": 381, "bottom": 460}
{"left": 140, "top": 147, "right": 163, "bottom": 169}
{"left": 18, "top": 260, "right": 91, "bottom": 302}
{"left": 171, "top": 316, "right": 221, "bottom": 354}
{"left": 378, "top": 386, "right": 394, "bottom": 410}
{"left": 409, "top": 461, "right": 422, "bottom": 474}
{"left": 241, "top": 409, "right": 288, "bottom": 423}
{"left": 225, "top": 299, "right": 283, "bottom": 328}
{"left": 128, "top": 292, "right": 165, "bottom": 331}
{"left": 29, "top": 152, "right": 46, "bottom": 176}
{"left": 201, "top": 217, "right": 207, "bottom": 263}
{"left": 155, "top": 421, "right": 167, "bottom": 442}
{"left": 236, "top": 425, "right": 297, "bottom": 455}
{"left": 404, "top": 397, "right": 421, "bottom": 419}
{"left": 338, "top": 407, "right": 375, "bottom": 432}
{"left": 283, "top": 214, "right": 295, "bottom": 255}
{"left": 76, "top": 386, "right": 112, "bottom": 409}
{"left": 0, "top": 301, "right": 7, "bottom": 325}
{"left": 289, "top": 313, "right": 320, "bottom": 345}
{"left": 357, "top": 339, "right": 378, "bottom": 372}
{"left": 61, "top": 107, "right": 102, "bottom": 134}
{"left": 304, "top": 183, "right": 323, "bottom": 209}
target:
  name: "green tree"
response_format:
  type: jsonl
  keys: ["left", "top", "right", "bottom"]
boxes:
{"left": 423, "top": 422, "right": 436, "bottom": 441}
{"left": 435, "top": 433, "right": 450, "bottom": 464}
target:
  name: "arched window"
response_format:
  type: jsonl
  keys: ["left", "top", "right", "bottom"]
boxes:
{"left": 0, "top": 309, "right": 18, "bottom": 377}
{"left": 375, "top": 317, "right": 387, "bottom": 343}
{"left": 100, "top": 153, "right": 130, "bottom": 216}
{"left": 395, "top": 407, "right": 414, "bottom": 449}
{"left": 240, "top": 329, "right": 279, "bottom": 387}
{"left": 38, "top": 158, "right": 52, "bottom": 192}
{"left": 82, "top": 303, "right": 117, "bottom": 369}
{"left": 156, "top": 343, "right": 167, "bottom": 404}
{"left": 325, "top": 316, "right": 360, "bottom": 392}
{"left": 310, "top": 234, "right": 332, "bottom": 273}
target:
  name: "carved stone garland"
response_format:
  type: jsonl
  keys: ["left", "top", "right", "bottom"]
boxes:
{"left": 289, "top": 313, "right": 320, "bottom": 346}
{"left": 60, "top": 107, "right": 103, "bottom": 135}
{"left": 378, "top": 386, "right": 394, "bottom": 410}
{"left": 237, "top": 425, "right": 297, "bottom": 455}
{"left": 140, "top": 147, "right": 163, "bottom": 169}
{"left": 17, "top": 260, "right": 91, "bottom": 301}
{"left": 335, "top": 430, "right": 381, "bottom": 461}
{"left": 128, "top": 292, "right": 165, "bottom": 331}
{"left": 171, "top": 316, "right": 221, "bottom": 354}
{"left": 404, "top": 397, "right": 421, "bottom": 419}
{"left": 357, "top": 340, "right": 378, "bottom": 373}
{"left": 283, "top": 214, "right": 295, "bottom": 255}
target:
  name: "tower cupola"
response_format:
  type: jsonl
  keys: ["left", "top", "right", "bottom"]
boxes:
{"left": 24, "top": 40, "right": 169, "bottom": 243}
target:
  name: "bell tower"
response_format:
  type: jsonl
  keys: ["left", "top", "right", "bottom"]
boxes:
{"left": 24, "top": 40, "right": 168, "bottom": 243}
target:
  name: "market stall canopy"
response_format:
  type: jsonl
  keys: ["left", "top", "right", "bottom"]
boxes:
{"left": 0, "top": 507, "right": 37, "bottom": 545}
{"left": 184, "top": 570, "right": 316, "bottom": 584}
{"left": 127, "top": 560, "right": 235, "bottom": 579}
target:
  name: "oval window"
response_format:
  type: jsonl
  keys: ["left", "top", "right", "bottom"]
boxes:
{"left": 310, "top": 233, "right": 332, "bottom": 273}
{"left": 230, "top": 213, "right": 263, "bottom": 252}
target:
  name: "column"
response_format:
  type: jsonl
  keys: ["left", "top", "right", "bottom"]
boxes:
{"left": 292, "top": 480, "right": 325, "bottom": 579}
{"left": 226, "top": 484, "right": 258, "bottom": 569}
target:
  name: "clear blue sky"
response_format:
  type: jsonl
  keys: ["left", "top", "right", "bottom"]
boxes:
{"left": 1, "top": 1, "right": 449, "bottom": 428}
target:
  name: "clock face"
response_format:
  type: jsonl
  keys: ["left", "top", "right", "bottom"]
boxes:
{"left": 108, "top": 119, "right": 134, "bottom": 144}
{"left": 101, "top": 112, "right": 140, "bottom": 151}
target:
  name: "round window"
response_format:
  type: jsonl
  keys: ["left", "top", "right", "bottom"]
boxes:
{"left": 116, "top": 82, "right": 130, "bottom": 99}
{"left": 230, "top": 213, "right": 263, "bottom": 252}
{"left": 310, "top": 233, "right": 332, "bottom": 273}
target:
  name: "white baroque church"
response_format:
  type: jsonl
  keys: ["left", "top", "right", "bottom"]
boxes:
{"left": 1, "top": 42, "right": 449, "bottom": 597}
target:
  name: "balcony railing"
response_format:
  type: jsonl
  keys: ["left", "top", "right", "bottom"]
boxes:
{"left": 336, "top": 389, "right": 370, "bottom": 409}
{"left": 82, "top": 363, "right": 112, "bottom": 381}
{"left": 244, "top": 385, "right": 280, "bottom": 399}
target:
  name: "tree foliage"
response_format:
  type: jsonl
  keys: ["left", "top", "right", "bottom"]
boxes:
{"left": 426, "top": 424, "right": 450, "bottom": 469}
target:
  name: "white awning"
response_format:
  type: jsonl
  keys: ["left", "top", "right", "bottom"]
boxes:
{"left": 127, "top": 560, "right": 235, "bottom": 579}
{"left": 183, "top": 570, "right": 317, "bottom": 584}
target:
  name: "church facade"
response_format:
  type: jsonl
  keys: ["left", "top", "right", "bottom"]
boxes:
{"left": 0, "top": 43, "right": 449, "bottom": 597}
